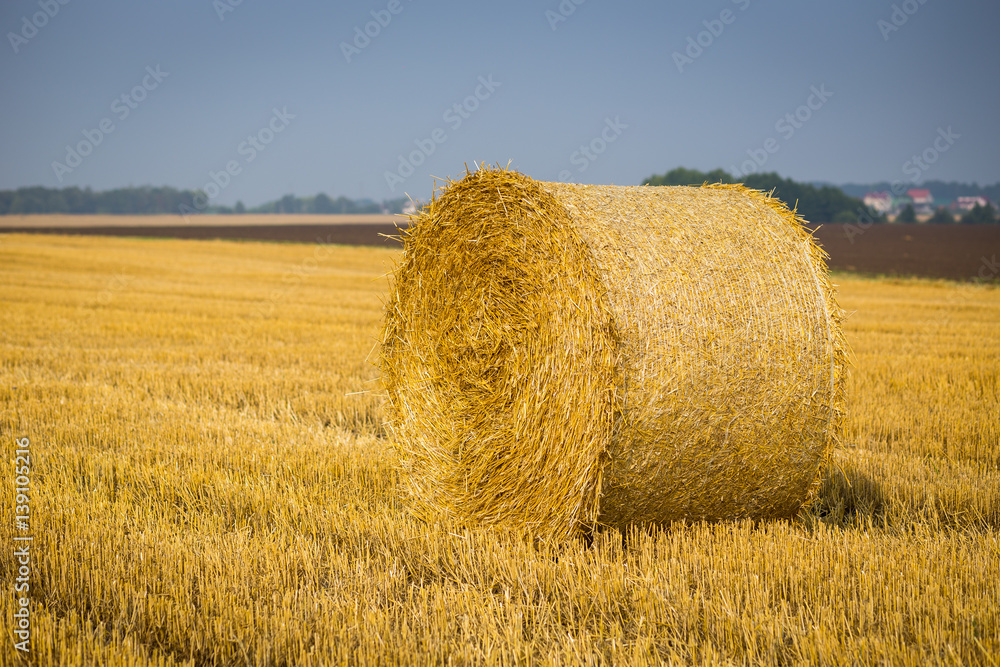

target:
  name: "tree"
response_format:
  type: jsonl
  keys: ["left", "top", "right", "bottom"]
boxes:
{"left": 960, "top": 202, "right": 997, "bottom": 225}
{"left": 311, "top": 193, "right": 336, "bottom": 214}
{"left": 62, "top": 186, "right": 97, "bottom": 213}
{"left": 896, "top": 204, "right": 917, "bottom": 223}
{"left": 643, "top": 167, "right": 731, "bottom": 186}
{"left": 382, "top": 197, "right": 410, "bottom": 214}
{"left": 8, "top": 187, "right": 64, "bottom": 213}
{"left": 642, "top": 168, "right": 870, "bottom": 224}
{"left": 0, "top": 185, "right": 383, "bottom": 216}
{"left": 926, "top": 207, "right": 954, "bottom": 224}
{"left": 276, "top": 194, "right": 299, "bottom": 214}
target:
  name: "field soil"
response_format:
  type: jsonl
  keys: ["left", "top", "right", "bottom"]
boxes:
{"left": 2, "top": 215, "right": 999, "bottom": 281}
{"left": 809, "top": 223, "right": 1000, "bottom": 281}
{"left": 0, "top": 214, "right": 407, "bottom": 249}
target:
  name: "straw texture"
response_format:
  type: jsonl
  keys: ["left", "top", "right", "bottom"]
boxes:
{"left": 381, "top": 167, "right": 847, "bottom": 540}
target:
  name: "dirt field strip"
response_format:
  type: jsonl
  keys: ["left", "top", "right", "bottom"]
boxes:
{"left": 809, "top": 223, "right": 1000, "bottom": 282}
{"left": 2, "top": 217, "right": 998, "bottom": 280}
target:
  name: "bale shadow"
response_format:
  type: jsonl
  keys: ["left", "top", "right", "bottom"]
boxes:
{"left": 806, "top": 465, "right": 887, "bottom": 528}
{"left": 587, "top": 465, "right": 890, "bottom": 548}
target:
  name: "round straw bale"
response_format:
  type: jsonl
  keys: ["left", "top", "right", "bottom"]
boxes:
{"left": 381, "top": 167, "right": 847, "bottom": 539}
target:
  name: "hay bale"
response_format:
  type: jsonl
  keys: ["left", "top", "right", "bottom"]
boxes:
{"left": 381, "top": 167, "right": 847, "bottom": 539}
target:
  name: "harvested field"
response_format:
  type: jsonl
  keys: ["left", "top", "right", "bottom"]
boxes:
{"left": 1, "top": 233, "right": 997, "bottom": 665}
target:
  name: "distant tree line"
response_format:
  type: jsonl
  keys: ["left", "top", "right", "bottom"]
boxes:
{"left": 0, "top": 186, "right": 202, "bottom": 215}
{"left": 251, "top": 193, "right": 386, "bottom": 215}
{"left": 643, "top": 168, "right": 881, "bottom": 224}
{"left": 0, "top": 185, "right": 410, "bottom": 215}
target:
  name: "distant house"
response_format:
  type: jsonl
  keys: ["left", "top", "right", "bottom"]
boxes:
{"left": 402, "top": 200, "right": 419, "bottom": 215}
{"left": 863, "top": 191, "right": 893, "bottom": 214}
{"left": 953, "top": 196, "right": 992, "bottom": 212}
{"left": 906, "top": 188, "right": 934, "bottom": 215}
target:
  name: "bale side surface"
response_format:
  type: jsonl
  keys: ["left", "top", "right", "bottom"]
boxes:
{"left": 381, "top": 168, "right": 846, "bottom": 538}
{"left": 541, "top": 181, "right": 846, "bottom": 526}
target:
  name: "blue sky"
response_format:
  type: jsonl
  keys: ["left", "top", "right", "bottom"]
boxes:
{"left": 1, "top": 0, "right": 997, "bottom": 206}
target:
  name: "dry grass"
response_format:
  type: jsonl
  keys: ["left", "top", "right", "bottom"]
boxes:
{"left": 1, "top": 233, "right": 997, "bottom": 665}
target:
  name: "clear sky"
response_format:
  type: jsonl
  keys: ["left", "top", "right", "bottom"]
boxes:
{"left": 1, "top": 0, "right": 997, "bottom": 206}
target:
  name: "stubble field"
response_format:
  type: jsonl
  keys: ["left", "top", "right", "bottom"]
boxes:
{"left": 1, "top": 233, "right": 998, "bottom": 665}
